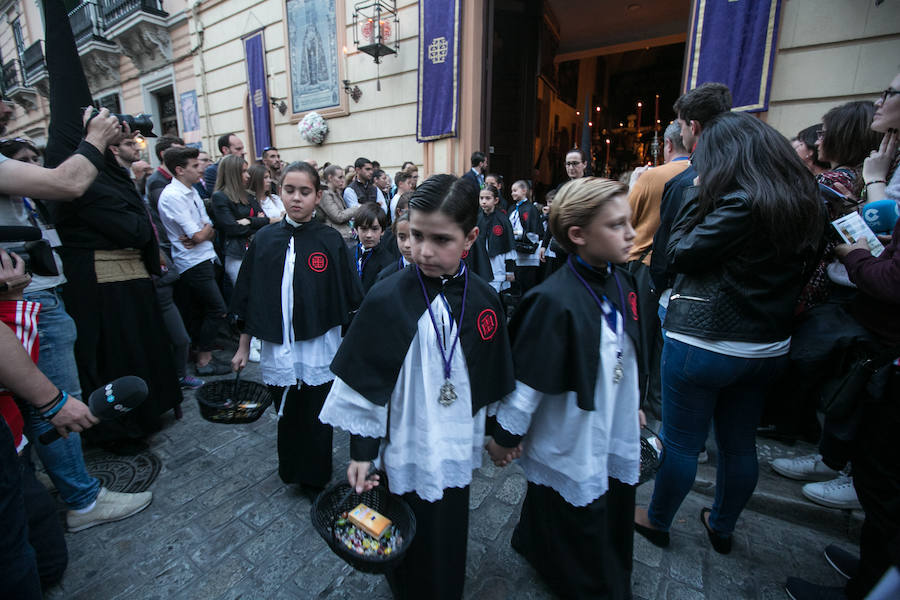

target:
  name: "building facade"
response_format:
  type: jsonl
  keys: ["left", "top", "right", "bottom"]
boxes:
{"left": 1, "top": 0, "right": 898, "bottom": 181}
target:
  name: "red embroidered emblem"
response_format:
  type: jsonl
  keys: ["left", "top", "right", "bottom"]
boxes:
{"left": 492, "top": 225, "right": 504, "bottom": 236}
{"left": 308, "top": 252, "right": 328, "bottom": 273}
{"left": 477, "top": 309, "right": 498, "bottom": 341}
{"left": 461, "top": 249, "right": 469, "bottom": 259}
{"left": 521, "top": 211, "right": 529, "bottom": 222}
{"left": 628, "top": 291, "right": 639, "bottom": 321}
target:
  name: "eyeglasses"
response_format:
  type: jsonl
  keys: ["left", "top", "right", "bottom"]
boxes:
{"left": 879, "top": 88, "right": 899, "bottom": 103}
{"left": 565, "top": 161, "right": 584, "bottom": 167}
{"left": 0, "top": 137, "right": 31, "bottom": 144}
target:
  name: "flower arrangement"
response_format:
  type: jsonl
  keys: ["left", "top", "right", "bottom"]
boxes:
{"left": 298, "top": 111, "right": 329, "bottom": 145}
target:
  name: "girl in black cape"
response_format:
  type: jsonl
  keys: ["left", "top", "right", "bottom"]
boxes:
{"left": 231, "top": 162, "right": 362, "bottom": 492}
{"left": 477, "top": 185, "right": 517, "bottom": 292}
{"left": 320, "top": 175, "right": 516, "bottom": 599}
{"left": 487, "top": 177, "right": 645, "bottom": 599}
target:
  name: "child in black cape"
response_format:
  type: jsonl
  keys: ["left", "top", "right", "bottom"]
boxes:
{"left": 508, "top": 179, "right": 544, "bottom": 293}
{"left": 487, "top": 177, "right": 644, "bottom": 599}
{"left": 376, "top": 211, "right": 414, "bottom": 282}
{"left": 230, "top": 162, "right": 363, "bottom": 492}
{"left": 477, "top": 185, "right": 517, "bottom": 292}
{"left": 352, "top": 202, "right": 395, "bottom": 292}
{"left": 320, "top": 174, "right": 516, "bottom": 600}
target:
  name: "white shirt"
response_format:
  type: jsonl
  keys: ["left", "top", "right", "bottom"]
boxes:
{"left": 259, "top": 194, "right": 285, "bottom": 219}
{"left": 493, "top": 313, "right": 641, "bottom": 507}
{"left": 320, "top": 293, "right": 486, "bottom": 502}
{"left": 157, "top": 178, "right": 217, "bottom": 274}
{"left": 259, "top": 235, "right": 341, "bottom": 387}
{"left": 343, "top": 182, "right": 387, "bottom": 211}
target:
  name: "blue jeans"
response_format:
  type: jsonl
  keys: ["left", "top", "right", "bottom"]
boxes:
{"left": 647, "top": 336, "right": 788, "bottom": 535}
{"left": 21, "top": 288, "right": 100, "bottom": 510}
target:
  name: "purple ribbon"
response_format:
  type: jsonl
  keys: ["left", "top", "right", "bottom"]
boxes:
{"left": 415, "top": 261, "right": 468, "bottom": 381}
{"left": 567, "top": 255, "right": 625, "bottom": 340}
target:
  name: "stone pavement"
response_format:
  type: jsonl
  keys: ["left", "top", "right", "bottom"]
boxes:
{"left": 42, "top": 361, "right": 858, "bottom": 600}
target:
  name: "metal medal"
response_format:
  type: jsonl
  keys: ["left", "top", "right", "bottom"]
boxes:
{"left": 439, "top": 379, "right": 457, "bottom": 406}
{"left": 613, "top": 360, "right": 624, "bottom": 385}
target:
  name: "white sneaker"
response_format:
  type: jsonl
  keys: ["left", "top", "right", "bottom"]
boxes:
{"left": 66, "top": 487, "right": 153, "bottom": 532}
{"left": 802, "top": 475, "right": 862, "bottom": 510}
{"left": 248, "top": 337, "right": 261, "bottom": 363}
{"left": 770, "top": 454, "right": 839, "bottom": 481}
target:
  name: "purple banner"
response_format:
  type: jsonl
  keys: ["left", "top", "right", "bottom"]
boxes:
{"left": 417, "top": 0, "right": 460, "bottom": 142}
{"left": 685, "top": 0, "right": 782, "bottom": 113}
{"left": 243, "top": 30, "right": 272, "bottom": 159}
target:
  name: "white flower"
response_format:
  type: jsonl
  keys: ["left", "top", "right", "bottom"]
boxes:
{"left": 298, "top": 112, "right": 329, "bottom": 145}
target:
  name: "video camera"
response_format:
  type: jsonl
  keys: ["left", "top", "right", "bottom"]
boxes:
{"left": 83, "top": 107, "right": 157, "bottom": 138}
{"left": 0, "top": 226, "right": 59, "bottom": 276}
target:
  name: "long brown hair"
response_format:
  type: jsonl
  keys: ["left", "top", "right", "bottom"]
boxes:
{"left": 215, "top": 154, "right": 249, "bottom": 204}
{"left": 247, "top": 163, "right": 269, "bottom": 203}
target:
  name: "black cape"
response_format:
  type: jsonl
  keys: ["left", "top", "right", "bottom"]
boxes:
{"left": 230, "top": 219, "right": 363, "bottom": 343}
{"left": 376, "top": 258, "right": 409, "bottom": 283}
{"left": 477, "top": 209, "right": 515, "bottom": 257}
{"left": 354, "top": 241, "right": 396, "bottom": 293}
{"left": 380, "top": 229, "right": 401, "bottom": 260}
{"left": 462, "top": 236, "right": 494, "bottom": 283}
{"left": 508, "top": 256, "right": 647, "bottom": 411}
{"left": 512, "top": 200, "right": 544, "bottom": 239}
{"left": 331, "top": 263, "right": 516, "bottom": 412}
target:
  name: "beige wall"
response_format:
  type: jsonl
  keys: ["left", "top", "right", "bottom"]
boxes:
{"left": 0, "top": 0, "right": 50, "bottom": 143}
{"left": 766, "top": 0, "right": 900, "bottom": 136}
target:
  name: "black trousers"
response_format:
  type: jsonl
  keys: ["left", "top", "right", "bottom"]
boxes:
{"left": 386, "top": 486, "right": 470, "bottom": 600}
{"left": 269, "top": 381, "right": 333, "bottom": 487}
{"left": 178, "top": 260, "right": 227, "bottom": 353}
{"left": 512, "top": 480, "right": 635, "bottom": 600}
{"left": 0, "top": 421, "right": 42, "bottom": 599}
{"left": 847, "top": 369, "right": 900, "bottom": 600}
{"left": 21, "top": 446, "right": 68, "bottom": 589}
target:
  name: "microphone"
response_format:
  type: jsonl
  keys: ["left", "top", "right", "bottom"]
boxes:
{"left": 38, "top": 376, "right": 148, "bottom": 444}
{"left": 862, "top": 199, "right": 899, "bottom": 236}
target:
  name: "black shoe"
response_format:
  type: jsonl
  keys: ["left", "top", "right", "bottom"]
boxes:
{"left": 824, "top": 545, "right": 859, "bottom": 580}
{"left": 700, "top": 507, "right": 732, "bottom": 554}
{"left": 784, "top": 577, "right": 847, "bottom": 600}
{"left": 634, "top": 521, "right": 670, "bottom": 548}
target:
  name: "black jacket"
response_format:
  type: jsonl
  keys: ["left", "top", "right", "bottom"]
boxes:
{"left": 210, "top": 192, "right": 270, "bottom": 258}
{"left": 347, "top": 178, "right": 379, "bottom": 205}
{"left": 663, "top": 188, "right": 820, "bottom": 343}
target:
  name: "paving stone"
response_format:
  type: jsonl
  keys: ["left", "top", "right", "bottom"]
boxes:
{"left": 664, "top": 580, "right": 706, "bottom": 600}
{"left": 496, "top": 474, "right": 526, "bottom": 505}
{"left": 241, "top": 512, "right": 309, "bottom": 565}
{"left": 174, "top": 553, "right": 254, "bottom": 600}
{"left": 190, "top": 519, "right": 256, "bottom": 568}
{"left": 634, "top": 530, "right": 665, "bottom": 567}
{"left": 633, "top": 559, "right": 664, "bottom": 599}
{"left": 469, "top": 476, "right": 492, "bottom": 509}
{"left": 667, "top": 544, "right": 704, "bottom": 589}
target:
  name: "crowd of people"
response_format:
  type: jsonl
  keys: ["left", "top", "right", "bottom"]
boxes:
{"left": 1, "top": 2, "right": 898, "bottom": 599}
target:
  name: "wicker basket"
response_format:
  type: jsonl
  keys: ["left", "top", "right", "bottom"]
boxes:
{"left": 311, "top": 475, "right": 416, "bottom": 574}
{"left": 196, "top": 375, "right": 271, "bottom": 424}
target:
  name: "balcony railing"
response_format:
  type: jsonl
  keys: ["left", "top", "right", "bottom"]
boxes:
{"left": 23, "top": 41, "right": 45, "bottom": 82}
{"left": 69, "top": 1, "right": 110, "bottom": 45}
{"left": 101, "top": 0, "right": 167, "bottom": 28}
{"left": 1, "top": 60, "right": 19, "bottom": 92}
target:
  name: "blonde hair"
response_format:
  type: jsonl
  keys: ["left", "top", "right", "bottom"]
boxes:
{"left": 215, "top": 154, "right": 249, "bottom": 204}
{"left": 550, "top": 177, "right": 628, "bottom": 254}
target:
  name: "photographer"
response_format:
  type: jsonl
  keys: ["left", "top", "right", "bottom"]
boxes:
{"left": 40, "top": 0, "right": 182, "bottom": 447}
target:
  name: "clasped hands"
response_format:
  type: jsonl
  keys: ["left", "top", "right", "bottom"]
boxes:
{"left": 484, "top": 439, "right": 522, "bottom": 467}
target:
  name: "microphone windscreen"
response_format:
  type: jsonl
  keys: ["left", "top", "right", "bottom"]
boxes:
{"left": 0, "top": 226, "right": 42, "bottom": 243}
{"left": 87, "top": 376, "right": 149, "bottom": 420}
{"left": 862, "top": 200, "right": 899, "bottom": 235}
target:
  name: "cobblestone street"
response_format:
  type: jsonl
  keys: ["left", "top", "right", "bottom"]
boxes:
{"left": 43, "top": 362, "right": 857, "bottom": 599}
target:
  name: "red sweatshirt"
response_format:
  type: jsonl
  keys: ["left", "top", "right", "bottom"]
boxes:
{"left": 0, "top": 300, "right": 41, "bottom": 452}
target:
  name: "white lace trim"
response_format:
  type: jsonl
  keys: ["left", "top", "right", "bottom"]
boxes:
{"left": 381, "top": 460, "right": 476, "bottom": 502}
{"left": 496, "top": 404, "right": 534, "bottom": 436}
{"left": 519, "top": 454, "right": 639, "bottom": 506}
{"left": 318, "top": 377, "right": 388, "bottom": 439}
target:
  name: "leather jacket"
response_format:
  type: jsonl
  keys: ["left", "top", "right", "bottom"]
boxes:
{"left": 663, "top": 188, "right": 821, "bottom": 343}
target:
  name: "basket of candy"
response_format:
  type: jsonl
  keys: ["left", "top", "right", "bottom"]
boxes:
{"left": 311, "top": 473, "right": 416, "bottom": 573}
{"left": 196, "top": 370, "right": 271, "bottom": 424}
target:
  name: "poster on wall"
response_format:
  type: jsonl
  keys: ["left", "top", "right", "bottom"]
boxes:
{"left": 286, "top": 0, "right": 340, "bottom": 115}
{"left": 180, "top": 90, "right": 202, "bottom": 147}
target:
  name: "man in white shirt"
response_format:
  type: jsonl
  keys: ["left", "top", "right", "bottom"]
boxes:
{"left": 157, "top": 146, "right": 229, "bottom": 376}
{"left": 343, "top": 156, "right": 386, "bottom": 209}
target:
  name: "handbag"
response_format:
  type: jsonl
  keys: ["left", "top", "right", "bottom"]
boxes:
{"left": 821, "top": 357, "right": 877, "bottom": 420}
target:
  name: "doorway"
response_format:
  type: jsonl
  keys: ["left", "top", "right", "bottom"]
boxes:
{"left": 486, "top": 0, "right": 691, "bottom": 199}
